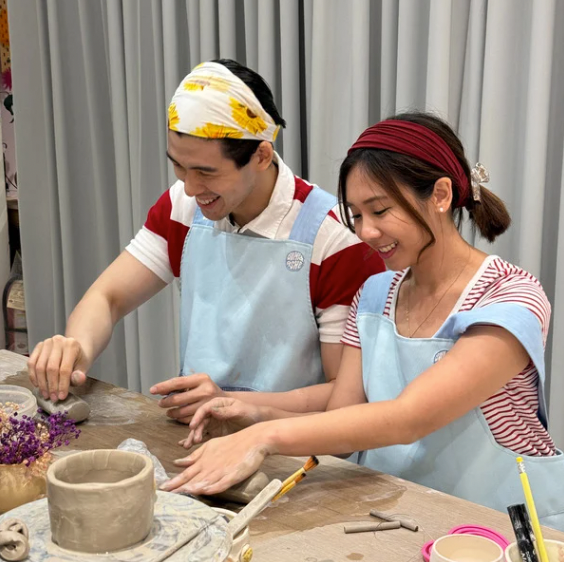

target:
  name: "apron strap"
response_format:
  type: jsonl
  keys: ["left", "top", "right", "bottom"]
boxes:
{"left": 438, "top": 303, "right": 550, "bottom": 429}
{"left": 289, "top": 186, "right": 337, "bottom": 245}
{"left": 357, "top": 271, "right": 395, "bottom": 316}
{"left": 192, "top": 206, "right": 214, "bottom": 227}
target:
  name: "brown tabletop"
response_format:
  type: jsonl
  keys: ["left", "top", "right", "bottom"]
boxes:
{"left": 2, "top": 349, "right": 563, "bottom": 561}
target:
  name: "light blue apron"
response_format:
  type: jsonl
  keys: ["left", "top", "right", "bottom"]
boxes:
{"left": 179, "top": 186, "right": 336, "bottom": 392}
{"left": 357, "top": 271, "right": 564, "bottom": 530}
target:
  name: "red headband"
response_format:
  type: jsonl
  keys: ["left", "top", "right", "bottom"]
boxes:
{"left": 348, "top": 120, "right": 470, "bottom": 208}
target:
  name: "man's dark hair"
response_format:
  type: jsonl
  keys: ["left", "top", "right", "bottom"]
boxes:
{"left": 213, "top": 59, "right": 286, "bottom": 168}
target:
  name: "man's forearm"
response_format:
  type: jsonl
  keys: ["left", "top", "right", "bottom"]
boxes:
{"left": 64, "top": 290, "right": 119, "bottom": 369}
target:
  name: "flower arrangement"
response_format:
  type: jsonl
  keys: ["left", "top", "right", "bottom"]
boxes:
{"left": 0, "top": 401, "right": 81, "bottom": 513}
{"left": 0, "top": 402, "right": 80, "bottom": 467}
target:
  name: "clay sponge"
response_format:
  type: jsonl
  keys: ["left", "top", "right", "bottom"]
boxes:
{"left": 33, "top": 389, "right": 90, "bottom": 423}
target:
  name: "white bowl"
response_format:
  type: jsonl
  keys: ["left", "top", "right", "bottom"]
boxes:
{"left": 0, "top": 384, "right": 37, "bottom": 418}
{"left": 505, "top": 539, "right": 564, "bottom": 561}
{"left": 431, "top": 534, "right": 504, "bottom": 562}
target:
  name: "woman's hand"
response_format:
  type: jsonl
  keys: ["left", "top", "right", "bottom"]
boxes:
{"left": 161, "top": 426, "right": 273, "bottom": 496}
{"left": 179, "top": 397, "right": 264, "bottom": 449}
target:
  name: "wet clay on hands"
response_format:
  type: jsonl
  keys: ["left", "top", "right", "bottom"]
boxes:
{"left": 47, "top": 450, "right": 155, "bottom": 553}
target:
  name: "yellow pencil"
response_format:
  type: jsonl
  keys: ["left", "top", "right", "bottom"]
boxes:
{"left": 516, "top": 457, "right": 549, "bottom": 562}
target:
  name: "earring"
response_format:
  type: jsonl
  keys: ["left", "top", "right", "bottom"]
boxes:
{"left": 439, "top": 207, "right": 444, "bottom": 212}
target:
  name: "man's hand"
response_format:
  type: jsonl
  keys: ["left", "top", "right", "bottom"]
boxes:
{"left": 28, "top": 336, "right": 90, "bottom": 401}
{"left": 150, "top": 374, "right": 226, "bottom": 424}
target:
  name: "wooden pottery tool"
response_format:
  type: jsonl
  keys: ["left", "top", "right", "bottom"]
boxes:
{"left": 228, "top": 479, "right": 283, "bottom": 538}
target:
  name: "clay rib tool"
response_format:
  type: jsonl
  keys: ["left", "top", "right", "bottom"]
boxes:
{"left": 369, "top": 509, "right": 419, "bottom": 532}
{"left": 227, "top": 479, "right": 283, "bottom": 538}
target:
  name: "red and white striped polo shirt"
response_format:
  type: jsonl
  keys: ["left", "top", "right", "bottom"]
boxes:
{"left": 126, "top": 154, "right": 385, "bottom": 344}
{"left": 342, "top": 256, "right": 556, "bottom": 456}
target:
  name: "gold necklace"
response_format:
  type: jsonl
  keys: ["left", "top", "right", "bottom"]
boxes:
{"left": 405, "top": 248, "right": 472, "bottom": 338}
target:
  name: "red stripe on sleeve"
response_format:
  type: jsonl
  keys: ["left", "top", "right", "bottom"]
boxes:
{"left": 144, "top": 190, "right": 189, "bottom": 278}
{"left": 293, "top": 177, "right": 314, "bottom": 203}
{"left": 328, "top": 209, "right": 339, "bottom": 222}
{"left": 310, "top": 244, "right": 385, "bottom": 310}
{"left": 145, "top": 190, "right": 173, "bottom": 240}
{"left": 168, "top": 221, "right": 190, "bottom": 277}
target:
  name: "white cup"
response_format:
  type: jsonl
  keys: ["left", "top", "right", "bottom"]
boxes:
{"left": 431, "top": 534, "right": 504, "bottom": 562}
{"left": 505, "top": 539, "right": 564, "bottom": 561}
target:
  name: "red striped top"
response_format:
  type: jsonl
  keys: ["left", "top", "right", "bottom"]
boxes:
{"left": 126, "top": 153, "right": 385, "bottom": 344}
{"left": 342, "top": 256, "right": 555, "bottom": 456}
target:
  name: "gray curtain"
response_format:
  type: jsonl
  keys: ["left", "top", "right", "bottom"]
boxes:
{"left": 8, "top": 0, "right": 564, "bottom": 446}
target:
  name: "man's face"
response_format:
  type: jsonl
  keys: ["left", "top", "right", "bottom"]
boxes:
{"left": 167, "top": 131, "right": 260, "bottom": 221}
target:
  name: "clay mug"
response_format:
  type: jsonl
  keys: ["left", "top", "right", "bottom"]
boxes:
{"left": 47, "top": 449, "right": 155, "bottom": 553}
{"left": 504, "top": 539, "right": 564, "bottom": 562}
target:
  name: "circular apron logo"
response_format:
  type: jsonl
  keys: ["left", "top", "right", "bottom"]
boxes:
{"left": 286, "top": 251, "right": 305, "bottom": 271}
{"left": 434, "top": 350, "right": 448, "bottom": 363}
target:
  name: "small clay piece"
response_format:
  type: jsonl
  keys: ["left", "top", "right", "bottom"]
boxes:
{"left": 343, "top": 521, "right": 401, "bottom": 534}
{"left": 47, "top": 449, "right": 155, "bottom": 553}
{"left": 33, "top": 389, "right": 90, "bottom": 423}
{"left": 211, "top": 470, "right": 270, "bottom": 504}
{"left": 228, "top": 479, "right": 283, "bottom": 538}
{"left": 0, "top": 520, "right": 28, "bottom": 541}
{"left": 369, "top": 508, "right": 419, "bottom": 532}
{"left": 0, "top": 518, "right": 30, "bottom": 562}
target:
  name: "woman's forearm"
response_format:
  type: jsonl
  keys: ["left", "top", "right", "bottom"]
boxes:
{"left": 228, "top": 381, "right": 334, "bottom": 413}
{"left": 260, "top": 400, "right": 417, "bottom": 457}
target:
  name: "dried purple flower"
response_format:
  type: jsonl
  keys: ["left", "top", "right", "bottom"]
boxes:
{"left": 0, "top": 405, "right": 80, "bottom": 466}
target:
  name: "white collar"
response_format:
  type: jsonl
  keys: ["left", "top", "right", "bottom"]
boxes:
{"left": 221, "top": 152, "right": 295, "bottom": 238}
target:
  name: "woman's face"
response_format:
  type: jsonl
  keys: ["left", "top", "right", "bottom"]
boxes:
{"left": 345, "top": 166, "right": 435, "bottom": 270}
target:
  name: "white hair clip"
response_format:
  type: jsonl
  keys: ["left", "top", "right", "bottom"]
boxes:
{"left": 470, "top": 163, "right": 489, "bottom": 202}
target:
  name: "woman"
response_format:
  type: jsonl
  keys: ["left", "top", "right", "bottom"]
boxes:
{"left": 162, "top": 112, "right": 564, "bottom": 529}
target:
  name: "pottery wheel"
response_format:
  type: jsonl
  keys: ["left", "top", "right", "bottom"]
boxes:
{"left": 0, "top": 491, "right": 231, "bottom": 562}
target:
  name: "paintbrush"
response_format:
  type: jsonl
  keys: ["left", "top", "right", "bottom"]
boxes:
{"left": 272, "top": 456, "right": 318, "bottom": 502}
{"left": 272, "top": 472, "right": 307, "bottom": 502}
{"left": 281, "top": 456, "right": 319, "bottom": 487}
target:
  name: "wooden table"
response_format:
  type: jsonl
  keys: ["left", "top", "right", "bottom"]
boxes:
{"left": 2, "top": 349, "right": 564, "bottom": 561}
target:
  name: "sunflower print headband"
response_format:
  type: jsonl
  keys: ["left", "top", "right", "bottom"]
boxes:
{"left": 168, "top": 62, "right": 280, "bottom": 142}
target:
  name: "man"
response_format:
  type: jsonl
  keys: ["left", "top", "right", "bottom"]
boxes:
{"left": 28, "top": 59, "right": 384, "bottom": 423}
